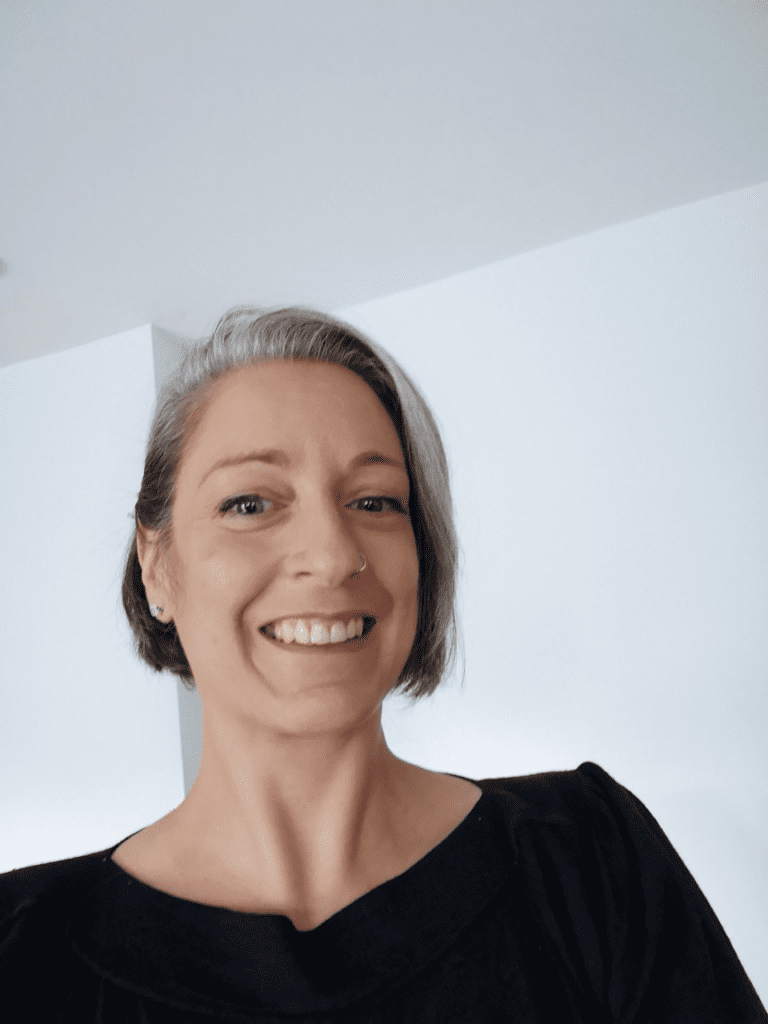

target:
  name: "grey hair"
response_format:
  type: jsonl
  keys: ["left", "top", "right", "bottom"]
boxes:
{"left": 121, "top": 305, "right": 465, "bottom": 704}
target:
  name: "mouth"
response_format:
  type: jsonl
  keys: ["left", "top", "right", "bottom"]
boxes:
{"left": 258, "top": 615, "right": 377, "bottom": 651}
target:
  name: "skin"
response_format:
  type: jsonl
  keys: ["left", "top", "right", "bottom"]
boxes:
{"left": 128, "top": 358, "right": 481, "bottom": 930}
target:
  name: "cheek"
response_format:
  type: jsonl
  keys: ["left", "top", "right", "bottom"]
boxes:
{"left": 392, "top": 546, "right": 420, "bottom": 625}
{"left": 198, "top": 545, "right": 271, "bottom": 610}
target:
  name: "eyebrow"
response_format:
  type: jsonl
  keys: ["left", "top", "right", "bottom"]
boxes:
{"left": 201, "top": 449, "right": 407, "bottom": 486}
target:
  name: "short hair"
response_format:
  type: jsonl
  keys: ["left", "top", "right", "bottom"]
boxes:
{"left": 121, "top": 305, "right": 465, "bottom": 704}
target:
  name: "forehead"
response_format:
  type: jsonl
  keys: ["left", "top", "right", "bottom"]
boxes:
{"left": 184, "top": 359, "right": 404, "bottom": 470}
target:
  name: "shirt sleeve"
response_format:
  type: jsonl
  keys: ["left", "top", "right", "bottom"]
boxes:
{"left": 567, "top": 762, "right": 767, "bottom": 1023}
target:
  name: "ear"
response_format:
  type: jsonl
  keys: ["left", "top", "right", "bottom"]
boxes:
{"left": 136, "top": 523, "right": 174, "bottom": 621}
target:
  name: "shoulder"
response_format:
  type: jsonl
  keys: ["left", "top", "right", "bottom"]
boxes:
{"left": 477, "top": 758, "right": 619, "bottom": 801}
{"left": 474, "top": 762, "right": 768, "bottom": 1022}
{"left": 474, "top": 760, "right": 685, "bottom": 905}
{"left": 0, "top": 846, "right": 122, "bottom": 1017}
{"left": 0, "top": 844, "right": 116, "bottom": 941}
{"left": 473, "top": 760, "right": 634, "bottom": 836}
{"left": 477, "top": 759, "right": 701, "bottom": 882}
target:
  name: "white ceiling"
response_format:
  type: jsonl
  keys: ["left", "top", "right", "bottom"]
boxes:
{"left": 2, "top": 0, "right": 767, "bottom": 368}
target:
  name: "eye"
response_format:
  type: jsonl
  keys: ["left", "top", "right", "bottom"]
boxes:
{"left": 351, "top": 496, "right": 408, "bottom": 515}
{"left": 220, "top": 495, "right": 274, "bottom": 517}
{"left": 219, "top": 494, "right": 407, "bottom": 518}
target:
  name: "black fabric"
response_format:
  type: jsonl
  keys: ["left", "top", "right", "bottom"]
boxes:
{"left": 1, "top": 761, "right": 765, "bottom": 1023}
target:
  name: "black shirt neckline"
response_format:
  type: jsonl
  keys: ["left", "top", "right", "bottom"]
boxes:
{"left": 65, "top": 785, "right": 513, "bottom": 1016}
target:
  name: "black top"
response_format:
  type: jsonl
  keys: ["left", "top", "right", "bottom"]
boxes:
{"left": 1, "top": 761, "right": 765, "bottom": 1023}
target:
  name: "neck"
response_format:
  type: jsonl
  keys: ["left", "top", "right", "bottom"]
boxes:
{"left": 169, "top": 704, "right": 421, "bottom": 916}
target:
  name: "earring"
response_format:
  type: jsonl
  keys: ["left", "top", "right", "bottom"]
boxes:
{"left": 149, "top": 604, "right": 164, "bottom": 618}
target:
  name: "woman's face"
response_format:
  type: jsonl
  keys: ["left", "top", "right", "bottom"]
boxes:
{"left": 147, "top": 358, "right": 419, "bottom": 733}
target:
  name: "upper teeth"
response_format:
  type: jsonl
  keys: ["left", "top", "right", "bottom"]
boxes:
{"left": 266, "top": 617, "right": 365, "bottom": 645}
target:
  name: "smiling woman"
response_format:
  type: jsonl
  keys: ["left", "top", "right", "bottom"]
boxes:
{"left": 0, "top": 307, "right": 765, "bottom": 1023}
{"left": 122, "top": 305, "right": 461, "bottom": 702}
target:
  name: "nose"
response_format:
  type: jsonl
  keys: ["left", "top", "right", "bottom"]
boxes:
{"left": 290, "top": 492, "right": 365, "bottom": 582}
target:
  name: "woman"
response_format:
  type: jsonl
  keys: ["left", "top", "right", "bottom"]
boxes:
{"left": 1, "top": 306, "right": 764, "bottom": 1022}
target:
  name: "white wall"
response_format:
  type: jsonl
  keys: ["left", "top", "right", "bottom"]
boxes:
{"left": 0, "top": 326, "right": 185, "bottom": 871}
{"left": 339, "top": 180, "right": 768, "bottom": 1000}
